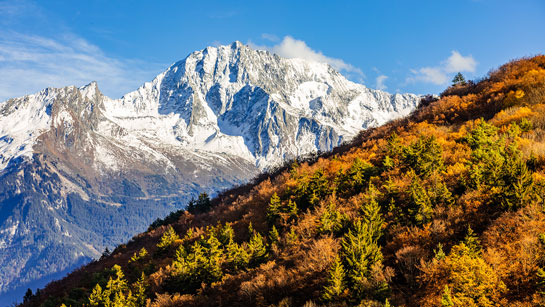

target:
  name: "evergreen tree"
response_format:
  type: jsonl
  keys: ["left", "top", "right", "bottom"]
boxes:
{"left": 267, "top": 192, "right": 282, "bottom": 224}
{"left": 286, "top": 199, "right": 298, "bottom": 219}
{"left": 408, "top": 175, "right": 433, "bottom": 225}
{"left": 403, "top": 136, "right": 444, "bottom": 178}
{"left": 217, "top": 223, "right": 235, "bottom": 246}
{"left": 132, "top": 273, "right": 148, "bottom": 307}
{"left": 318, "top": 201, "right": 346, "bottom": 236}
{"left": 206, "top": 232, "right": 224, "bottom": 282}
{"left": 248, "top": 231, "right": 268, "bottom": 267}
{"left": 500, "top": 147, "right": 535, "bottom": 210}
{"left": 341, "top": 220, "right": 383, "bottom": 299}
{"left": 226, "top": 238, "right": 249, "bottom": 270}
{"left": 322, "top": 256, "right": 346, "bottom": 301}
{"left": 361, "top": 184, "right": 384, "bottom": 242}
{"left": 452, "top": 72, "right": 467, "bottom": 86}
{"left": 269, "top": 225, "right": 280, "bottom": 245}
{"left": 286, "top": 227, "right": 298, "bottom": 245}
{"left": 156, "top": 225, "right": 180, "bottom": 251}
{"left": 23, "top": 288, "right": 32, "bottom": 303}
{"left": 341, "top": 158, "right": 376, "bottom": 193}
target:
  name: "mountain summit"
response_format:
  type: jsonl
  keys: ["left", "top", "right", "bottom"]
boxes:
{"left": 0, "top": 42, "right": 419, "bottom": 302}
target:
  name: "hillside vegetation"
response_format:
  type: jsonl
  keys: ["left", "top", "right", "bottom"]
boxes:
{"left": 22, "top": 55, "right": 545, "bottom": 307}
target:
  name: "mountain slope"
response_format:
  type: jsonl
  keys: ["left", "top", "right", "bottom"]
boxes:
{"left": 0, "top": 42, "right": 420, "bottom": 304}
{"left": 22, "top": 55, "right": 545, "bottom": 307}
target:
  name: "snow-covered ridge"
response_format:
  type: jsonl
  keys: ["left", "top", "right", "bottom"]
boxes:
{"left": 0, "top": 41, "right": 420, "bottom": 172}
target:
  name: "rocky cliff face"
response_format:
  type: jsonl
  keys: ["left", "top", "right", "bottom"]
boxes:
{"left": 0, "top": 41, "right": 419, "bottom": 303}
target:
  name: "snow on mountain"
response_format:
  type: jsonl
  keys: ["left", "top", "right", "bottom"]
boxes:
{"left": 0, "top": 41, "right": 420, "bottom": 302}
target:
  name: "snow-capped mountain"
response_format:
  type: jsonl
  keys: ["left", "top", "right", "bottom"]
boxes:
{"left": 0, "top": 41, "right": 420, "bottom": 302}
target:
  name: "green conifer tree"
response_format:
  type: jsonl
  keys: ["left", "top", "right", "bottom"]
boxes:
{"left": 156, "top": 225, "right": 180, "bottom": 251}
{"left": 267, "top": 192, "right": 282, "bottom": 224}
{"left": 361, "top": 184, "right": 384, "bottom": 242}
{"left": 286, "top": 199, "right": 298, "bottom": 219}
{"left": 341, "top": 220, "right": 383, "bottom": 299}
{"left": 452, "top": 72, "right": 467, "bottom": 86}
{"left": 248, "top": 231, "right": 268, "bottom": 267}
{"left": 408, "top": 175, "right": 433, "bottom": 225}
{"left": 322, "top": 256, "right": 346, "bottom": 301}
{"left": 269, "top": 225, "right": 280, "bottom": 245}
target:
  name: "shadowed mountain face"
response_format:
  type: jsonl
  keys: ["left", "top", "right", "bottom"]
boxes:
{"left": 0, "top": 42, "right": 419, "bottom": 303}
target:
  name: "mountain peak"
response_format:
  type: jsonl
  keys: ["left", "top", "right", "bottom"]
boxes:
{"left": 0, "top": 42, "right": 421, "bottom": 300}
{"left": 230, "top": 40, "right": 244, "bottom": 49}
{"left": 79, "top": 81, "right": 100, "bottom": 100}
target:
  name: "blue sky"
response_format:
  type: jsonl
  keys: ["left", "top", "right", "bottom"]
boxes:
{"left": 0, "top": 0, "right": 544, "bottom": 101}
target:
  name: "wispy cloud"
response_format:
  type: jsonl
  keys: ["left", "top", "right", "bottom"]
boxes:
{"left": 375, "top": 75, "right": 388, "bottom": 91}
{"left": 407, "top": 50, "right": 477, "bottom": 85}
{"left": 0, "top": 0, "right": 164, "bottom": 101}
{"left": 249, "top": 35, "right": 364, "bottom": 79}
{"left": 0, "top": 31, "right": 164, "bottom": 101}
{"left": 261, "top": 33, "right": 279, "bottom": 42}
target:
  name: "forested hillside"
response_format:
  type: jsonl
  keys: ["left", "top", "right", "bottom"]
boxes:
{"left": 22, "top": 55, "right": 545, "bottom": 307}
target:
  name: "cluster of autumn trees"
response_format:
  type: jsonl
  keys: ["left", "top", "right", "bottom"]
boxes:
{"left": 23, "top": 55, "right": 545, "bottom": 307}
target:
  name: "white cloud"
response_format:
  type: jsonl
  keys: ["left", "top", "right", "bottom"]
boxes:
{"left": 407, "top": 50, "right": 477, "bottom": 85}
{"left": 411, "top": 67, "right": 449, "bottom": 85}
{"left": 250, "top": 36, "right": 364, "bottom": 77}
{"left": 261, "top": 33, "right": 279, "bottom": 42}
{"left": 376, "top": 75, "right": 388, "bottom": 90}
{"left": 0, "top": 31, "right": 164, "bottom": 101}
{"left": 444, "top": 50, "right": 477, "bottom": 73}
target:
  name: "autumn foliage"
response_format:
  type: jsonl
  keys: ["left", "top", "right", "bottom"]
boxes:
{"left": 22, "top": 55, "right": 545, "bottom": 307}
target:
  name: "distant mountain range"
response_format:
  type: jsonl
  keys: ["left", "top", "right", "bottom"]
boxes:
{"left": 0, "top": 41, "right": 419, "bottom": 304}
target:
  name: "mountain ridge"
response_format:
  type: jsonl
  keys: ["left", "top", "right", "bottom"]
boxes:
{"left": 0, "top": 42, "right": 420, "bottom": 304}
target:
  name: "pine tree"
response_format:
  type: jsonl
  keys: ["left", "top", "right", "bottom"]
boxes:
{"left": 286, "top": 227, "right": 298, "bottom": 245}
{"left": 218, "top": 223, "right": 235, "bottom": 246}
{"left": 452, "top": 72, "right": 467, "bottom": 86}
{"left": 408, "top": 175, "right": 433, "bottom": 225}
{"left": 267, "top": 192, "right": 282, "bottom": 224}
{"left": 156, "top": 225, "right": 180, "bottom": 251}
{"left": 23, "top": 288, "right": 32, "bottom": 303}
{"left": 500, "top": 149, "right": 534, "bottom": 210}
{"left": 342, "top": 158, "right": 375, "bottom": 193}
{"left": 361, "top": 183, "right": 384, "bottom": 242}
{"left": 269, "top": 225, "right": 280, "bottom": 245}
{"left": 133, "top": 273, "right": 148, "bottom": 307}
{"left": 226, "top": 238, "right": 249, "bottom": 270}
{"left": 206, "top": 232, "right": 224, "bottom": 282}
{"left": 322, "top": 256, "right": 346, "bottom": 301}
{"left": 286, "top": 199, "right": 298, "bottom": 219}
{"left": 341, "top": 220, "right": 383, "bottom": 299}
{"left": 248, "top": 231, "right": 268, "bottom": 267}
{"left": 318, "top": 201, "right": 346, "bottom": 236}
{"left": 196, "top": 192, "right": 212, "bottom": 212}
{"left": 403, "top": 136, "right": 444, "bottom": 178}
